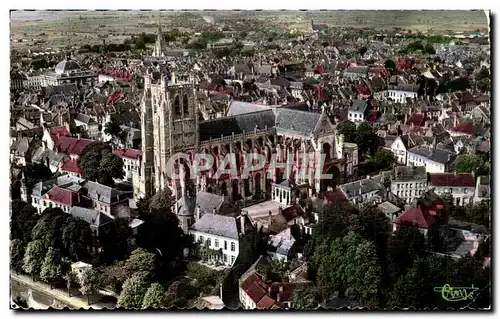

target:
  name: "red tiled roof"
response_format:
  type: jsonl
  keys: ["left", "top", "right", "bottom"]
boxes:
{"left": 245, "top": 282, "right": 267, "bottom": 304}
{"left": 314, "top": 66, "right": 325, "bottom": 74}
{"left": 242, "top": 273, "right": 260, "bottom": 291}
{"left": 451, "top": 122, "right": 475, "bottom": 135}
{"left": 406, "top": 113, "right": 426, "bottom": 127}
{"left": 394, "top": 207, "right": 436, "bottom": 229}
{"left": 50, "top": 126, "right": 71, "bottom": 139}
{"left": 324, "top": 189, "right": 348, "bottom": 204}
{"left": 54, "top": 137, "right": 96, "bottom": 156}
{"left": 113, "top": 149, "right": 142, "bottom": 160}
{"left": 281, "top": 203, "right": 307, "bottom": 222}
{"left": 256, "top": 295, "right": 276, "bottom": 309}
{"left": 44, "top": 186, "right": 80, "bottom": 206}
{"left": 60, "top": 159, "right": 81, "bottom": 174}
{"left": 429, "top": 173, "right": 475, "bottom": 187}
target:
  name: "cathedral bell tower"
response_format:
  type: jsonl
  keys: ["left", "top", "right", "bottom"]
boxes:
{"left": 135, "top": 71, "right": 199, "bottom": 199}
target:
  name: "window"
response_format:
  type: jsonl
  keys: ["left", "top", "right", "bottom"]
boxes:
{"left": 224, "top": 241, "right": 228, "bottom": 250}
{"left": 207, "top": 238, "right": 211, "bottom": 247}
{"left": 231, "top": 242, "right": 236, "bottom": 252}
{"left": 215, "top": 239, "right": 219, "bottom": 248}
{"left": 464, "top": 188, "right": 468, "bottom": 194}
{"left": 231, "top": 256, "right": 235, "bottom": 264}
{"left": 200, "top": 236, "right": 204, "bottom": 243}
{"left": 223, "top": 254, "right": 228, "bottom": 263}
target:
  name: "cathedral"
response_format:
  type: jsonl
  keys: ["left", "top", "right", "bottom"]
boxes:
{"left": 133, "top": 71, "right": 359, "bottom": 203}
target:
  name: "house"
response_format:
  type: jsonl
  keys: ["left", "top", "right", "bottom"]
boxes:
{"left": 474, "top": 175, "right": 490, "bottom": 204}
{"left": 69, "top": 206, "right": 114, "bottom": 238}
{"left": 30, "top": 175, "right": 84, "bottom": 214}
{"left": 10, "top": 136, "right": 38, "bottom": 166}
{"left": 406, "top": 145, "right": 455, "bottom": 173}
{"left": 338, "top": 176, "right": 386, "bottom": 205}
{"left": 347, "top": 100, "right": 372, "bottom": 123}
{"left": 427, "top": 173, "right": 476, "bottom": 206}
{"left": 393, "top": 191, "right": 447, "bottom": 237}
{"left": 71, "top": 262, "right": 92, "bottom": 281}
{"left": 189, "top": 213, "right": 256, "bottom": 268}
{"left": 470, "top": 105, "right": 491, "bottom": 124}
{"left": 112, "top": 149, "right": 142, "bottom": 182}
{"left": 390, "top": 166, "right": 427, "bottom": 204}
{"left": 377, "top": 201, "right": 402, "bottom": 222}
{"left": 373, "top": 83, "right": 419, "bottom": 103}
{"left": 390, "top": 135, "right": 410, "bottom": 165}
{"left": 267, "top": 235, "right": 296, "bottom": 262}
{"left": 343, "top": 66, "right": 369, "bottom": 80}
{"left": 438, "top": 227, "right": 487, "bottom": 259}
{"left": 74, "top": 113, "right": 100, "bottom": 140}
{"left": 59, "top": 158, "right": 82, "bottom": 177}
{"left": 43, "top": 185, "right": 90, "bottom": 213}
{"left": 84, "top": 181, "right": 133, "bottom": 218}
{"left": 239, "top": 268, "right": 300, "bottom": 309}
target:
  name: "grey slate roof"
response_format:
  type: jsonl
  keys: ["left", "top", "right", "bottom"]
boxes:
{"left": 407, "top": 145, "right": 456, "bottom": 164}
{"left": 190, "top": 213, "right": 240, "bottom": 239}
{"left": 84, "top": 181, "right": 132, "bottom": 205}
{"left": 74, "top": 113, "right": 96, "bottom": 125}
{"left": 31, "top": 147, "right": 67, "bottom": 167}
{"left": 274, "top": 108, "right": 323, "bottom": 136}
{"left": 340, "top": 178, "right": 385, "bottom": 198}
{"left": 348, "top": 100, "right": 369, "bottom": 113}
{"left": 226, "top": 100, "right": 269, "bottom": 116}
{"left": 198, "top": 109, "right": 275, "bottom": 142}
{"left": 267, "top": 236, "right": 295, "bottom": 256}
{"left": 31, "top": 175, "right": 83, "bottom": 197}
{"left": 202, "top": 102, "right": 329, "bottom": 141}
{"left": 177, "top": 194, "right": 197, "bottom": 217}
{"left": 69, "top": 206, "right": 113, "bottom": 228}
{"left": 393, "top": 166, "right": 427, "bottom": 181}
{"left": 176, "top": 191, "right": 224, "bottom": 218}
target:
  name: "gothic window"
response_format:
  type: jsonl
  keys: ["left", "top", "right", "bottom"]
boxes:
{"left": 174, "top": 95, "right": 181, "bottom": 115}
{"left": 183, "top": 94, "right": 189, "bottom": 115}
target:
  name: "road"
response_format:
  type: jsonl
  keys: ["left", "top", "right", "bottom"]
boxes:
{"left": 11, "top": 272, "right": 116, "bottom": 310}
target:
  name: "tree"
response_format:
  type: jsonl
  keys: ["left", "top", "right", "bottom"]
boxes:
{"left": 136, "top": 191, "right": 191, "bottom": 281}
{"left": 454, "top": 154, "right": 489, "bottom": 175}
{"left": 292, "top": 286, "right": 320, "bottom": 309}
{"left": 387, "top": 225, "right": 427, "bottom": 284}
{"left": 356, "top": 122, "right": 380, "bottom": 158}
{"left": 61, "top": 217, "right": 93, "bottom": 261}
{"left": 22, "top": 240, "right": 46, "bottom": 281}
{"left": 99, "top": 217, "right": 132, "bottom": 263}
{"left": 31, "top": 208, "right": 69, "bottom": 250}
{"left": 123, "top": 248, "right": 157, "bottom": 280}
{"left": 63, "top": 271, "right": 77, "bottom": 297}
{"left": 366, "top": 149, "right": 397, "bottom": 172}
{"left": 149, "top": 188, "right": 175, "bottom": 213}
{"left": 79, "top": 268, "right": 99, "bottom": 305}
{"left": 10, "top": 239, "right": 25, "bottom": 274}
{"left": 338, "top": 121, "right": 357, "bottom": 143}
{"left": 78, "top": 143, "right": 124, "bottom": 186}
{"left": 142, "top": 282, "right": 165, "bottom": 309}
{"left": 11, "top": 203, "right": 40, "bottom": 245}
{"left": 104, "top": 119, "right": 123, "bottom": 141}
{"left": 315, "top": 232, "right": 383, "bottom": 306}
{"left": 118, "top": 271, "right": 150, "bottom": 309}
{"left": 469, "top": 200, "right": 490, "bottom": 226}
{"left": 40, "top": 247, "right": 66, "bottom": 288}
{"left": 384, "top": 59, "right": 396, "bottom": 71}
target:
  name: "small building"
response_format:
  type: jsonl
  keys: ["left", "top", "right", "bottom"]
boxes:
{"left": 390, "top": 166, "right": 427, "bottom": 204}
{"left": 427, "top": 173, "right": 476, "bottom": 206}
{"left": 347, "top": 100, "right": 372, "bottom": 123}
{"left": 71, "top": 261, "right": 92, "bottom": 281}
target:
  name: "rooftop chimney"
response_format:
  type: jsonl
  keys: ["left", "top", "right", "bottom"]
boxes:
{"left": 268, "top": 211, "right": 272, "bottom": 226}
{"left": 196, "top": 205, "right": 201, "bottom": 221}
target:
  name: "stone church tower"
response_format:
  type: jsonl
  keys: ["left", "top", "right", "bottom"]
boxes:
{"left": 134, "top": 72, "right": 199, "bottom": 199}
{"left": 152, "top": 22, "right": 166, "bottom": 57}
